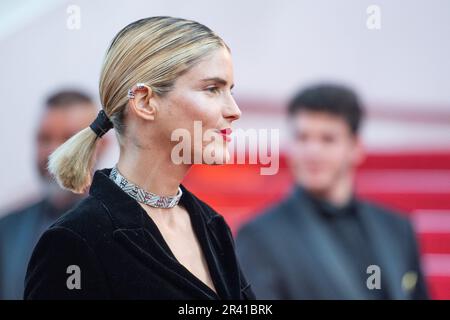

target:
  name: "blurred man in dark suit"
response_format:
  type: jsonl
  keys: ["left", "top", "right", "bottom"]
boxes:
{"left": 0, "top": 90, "right": 108, "bottom": 299}
{"left": 236, "top": 84, "right": 428, "bottom": 299}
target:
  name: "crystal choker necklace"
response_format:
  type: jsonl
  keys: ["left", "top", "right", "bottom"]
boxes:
{"left": 109, "top": 166, "right": 182, "bottom": 208}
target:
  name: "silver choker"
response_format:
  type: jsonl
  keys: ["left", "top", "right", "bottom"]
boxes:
{"left": 109, "top": 166, "right": 183, "bottom": 208}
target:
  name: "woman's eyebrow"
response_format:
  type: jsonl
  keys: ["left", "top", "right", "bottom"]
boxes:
{"left": 200, "top": 77, "right": 234, "bottom": 89}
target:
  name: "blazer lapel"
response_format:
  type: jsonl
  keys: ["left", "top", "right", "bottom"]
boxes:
{"left": 179, "top": 186, "right": 239, "bottom": 300}
{"left": 112, "top": 227, "right": 218, "bottom": 299}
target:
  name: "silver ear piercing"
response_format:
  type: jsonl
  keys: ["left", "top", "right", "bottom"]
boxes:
{"left": 127, "top": 83, "right": 146, "bottom": 99}
{"left": 127, "top": 89, "right": 135, "bottom": 99}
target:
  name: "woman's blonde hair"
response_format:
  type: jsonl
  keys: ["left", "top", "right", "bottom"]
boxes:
{"left": 48, "top": 16, "right": 228, "bottom": 193}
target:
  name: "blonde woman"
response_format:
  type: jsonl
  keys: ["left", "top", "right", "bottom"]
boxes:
{"left": 24, "top": 17, "right": 255, "bottom": 300}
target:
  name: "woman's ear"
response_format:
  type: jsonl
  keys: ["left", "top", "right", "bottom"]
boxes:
{"left": 128, "top": 84, "right": 157, "bottom": 121}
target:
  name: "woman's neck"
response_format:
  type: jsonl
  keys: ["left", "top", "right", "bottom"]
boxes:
{"left": 116, "top": 143, "right": 190, "bottom": 197}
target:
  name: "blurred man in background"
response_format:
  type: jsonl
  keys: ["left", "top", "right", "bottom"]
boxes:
{"left": 236, "top": 84, "right": 429, "bottom": 299}
{"left": 0, "top": 90, "right": 108, "bottom": 299}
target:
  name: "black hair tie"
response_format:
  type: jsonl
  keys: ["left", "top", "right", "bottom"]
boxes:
{"left": 89, "top": 110, "right": 113, "bottom": 138}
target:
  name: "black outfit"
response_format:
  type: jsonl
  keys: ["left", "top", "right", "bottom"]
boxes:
{"left": 0, "top": 197, "right": 78, "bottom": 299}
{"left": 236, "top": 186, "right": 428, "bottom": 299}
{"left": 24, "top": 168, "right": 255, "bottom": 300}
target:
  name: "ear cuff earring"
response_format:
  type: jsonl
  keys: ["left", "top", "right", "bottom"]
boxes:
{"left": 127, "top": 83, "right": 146, "bottom": 99}
{"left": 127, "top": 89, "right": 135, "bottom": 99}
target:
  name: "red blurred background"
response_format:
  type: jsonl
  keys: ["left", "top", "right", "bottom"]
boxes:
{"left": 184, "top": 151, "right": 450, "bottom": 299}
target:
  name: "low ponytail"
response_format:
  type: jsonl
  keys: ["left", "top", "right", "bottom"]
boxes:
{"left": 47, "top": 127, "right": 100, "bottom": 194}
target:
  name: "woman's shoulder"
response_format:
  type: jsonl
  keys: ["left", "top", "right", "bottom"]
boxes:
{"left": 25, "top": 195, "right": 112, "bottom": 299}
{"left": 48, "top": 195, "right": 113, "bottom": 244}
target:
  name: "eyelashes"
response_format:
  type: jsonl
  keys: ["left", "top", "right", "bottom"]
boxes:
{"left": 206, "top": 86, "right": 220, "bottom": 94}
{"left": 205, "top": 86, "right": 234, "bottom": 96}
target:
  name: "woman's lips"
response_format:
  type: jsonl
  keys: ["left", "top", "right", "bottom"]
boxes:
{"left": 218, "top": 128, "right": 232, "bottom": 142}
{"left": 220, "top": 128, "right": 232, "bottom": 135}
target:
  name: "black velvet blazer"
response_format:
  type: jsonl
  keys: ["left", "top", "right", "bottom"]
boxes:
{"left": 24, "top": 168, "right": 255, "bottom": 300}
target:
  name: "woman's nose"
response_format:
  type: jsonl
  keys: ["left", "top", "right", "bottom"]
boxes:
{"left": 224, "top": 97, "right": 241, "bottom": 122}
